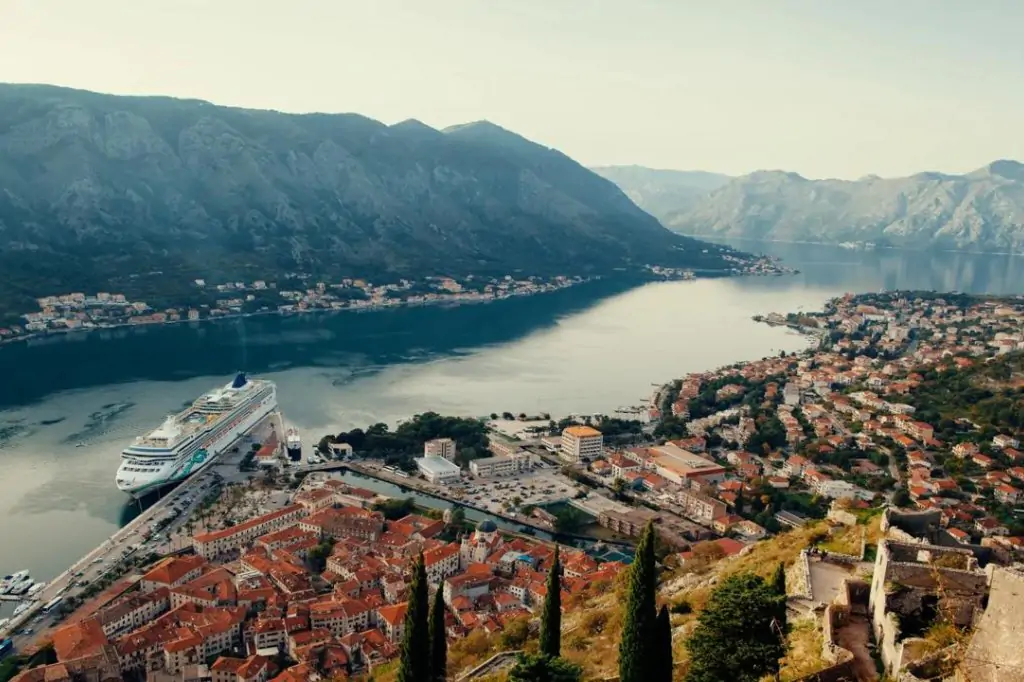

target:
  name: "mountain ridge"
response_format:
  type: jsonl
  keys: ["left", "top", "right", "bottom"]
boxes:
{"left": 660, "top": 162, "right": 1024, "bottom": 251}
{"left": 590, "top": 165, "right": 732, "bottom": 220}
{"left": 0, "top": 84, "right": 734, "bottom": 320}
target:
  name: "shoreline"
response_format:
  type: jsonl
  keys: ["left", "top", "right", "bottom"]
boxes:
{"left": 678, "top": 234, "right": 1024, "bottom": 258}
{"left": 0, "top": 259, "right": 793, "bottom": 351}
{"left": 0, "top": 276, "right": 597, "bottom": 350}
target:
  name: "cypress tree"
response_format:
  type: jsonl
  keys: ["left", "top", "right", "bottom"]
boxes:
{"left": 771, "top": 561, "right": 788, "bottom": 634}
{"left": 428, "top": 583, "right": 447, "bottom": 682}
{"left": 539, "top": 545, "right": 562, "bottom": 658}
{"left": 618, "top": 521, "right": 658, "bottom": 682}
{"left": 656, "top": 604, "right": 673, "bottom": 681}
{"left": 771, "top": 562, "right": 786, "bottom": 596}
{"left": 397, "top": 553, "right": 431, "bottom": 682}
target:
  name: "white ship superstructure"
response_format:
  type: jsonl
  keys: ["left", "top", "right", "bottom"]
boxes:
{"left": 286, "top": 428, "right": 302, "bottom": 462}
{"left": 115, "top": 373, "right": 276, "bottom": 496}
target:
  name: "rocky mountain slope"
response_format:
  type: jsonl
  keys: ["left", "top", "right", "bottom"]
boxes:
{"left": 0, "top": 84, "right": 732, "bottom": 317}
{"left": 664, "top": 162, "right": 1024, "bottom": 252}
{"left": 590, "top": 165, "right": 731, "bottom": 221}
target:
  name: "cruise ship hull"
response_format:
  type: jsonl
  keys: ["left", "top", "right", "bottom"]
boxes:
{"left": 115, "top": 377, "right": 277, "bottom": 497}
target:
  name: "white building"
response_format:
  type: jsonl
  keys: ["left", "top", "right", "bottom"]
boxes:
{"left": 469, "top": 452, "right": 533, "bottom": 478}
{"left": 560, "top": 426, "right": 603, "bottom": 463}
{"left": 415, "top": 456, "right": 462, "bottom": 485}
{"left": 424, "top": 437, "right": 457, "bottom": 461}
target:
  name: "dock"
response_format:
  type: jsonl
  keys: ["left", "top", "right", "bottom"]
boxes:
{"left": 0, "top": 409, "right": 283, "bottom": 641}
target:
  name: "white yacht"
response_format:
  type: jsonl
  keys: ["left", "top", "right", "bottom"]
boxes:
{"left": 115, "top": 373, "right": 277, "bottom": 496}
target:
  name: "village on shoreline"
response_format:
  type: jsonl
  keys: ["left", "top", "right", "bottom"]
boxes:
{"left": 0, "top": 253, "right": 789, "bottom": 347}
{"left": 5, "top": 286, "right": 1024, "bottom": 682}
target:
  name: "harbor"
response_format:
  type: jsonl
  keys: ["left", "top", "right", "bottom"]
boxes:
{"left": 0, "top": 395, "right": 288, "bottom": 645}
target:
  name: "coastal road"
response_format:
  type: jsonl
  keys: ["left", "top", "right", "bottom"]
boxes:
{"left": 0, "top": 471, "right": 217, "bottom": 648}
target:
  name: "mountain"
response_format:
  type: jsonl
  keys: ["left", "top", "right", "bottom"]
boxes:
{"left": 664, "top": 162, "right": 1024, "bottom": 252}
{"left": 590, "top": 165, "right": 731, "bottom": 221}
{"left": 0, "top": 84, "right": 734, "bottom": 318}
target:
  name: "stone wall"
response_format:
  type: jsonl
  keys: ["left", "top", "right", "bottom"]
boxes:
{"left": 792, "top": 548, "right": 814, "bottom": 599}
{"left": 869, "top": 540, "right": 989, "bottom": 677}
{"left": 882, "top": 508, "right": 942, "bottom": 544}
{"left": 958, "top": 567, "right": 1024, "bottom": 682}
{"left": 827, "top": 503, "right": 859, "bottom": 527}
{"left": 792, "top": 580, "right": 864, "bottom": 682}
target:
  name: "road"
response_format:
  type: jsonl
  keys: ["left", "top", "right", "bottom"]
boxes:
{"left": 1, "top": 469, "right": 219, "bottom": 648}
{"left": 0, "top": 412, "right": 283, "bottom": 648}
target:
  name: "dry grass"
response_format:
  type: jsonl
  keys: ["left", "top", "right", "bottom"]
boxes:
{"left": 377, "top": 522, "right": 839, "bottom": 682}
{"left": 778, "top": 616, "right": 829, "bottom": 682}
{"left": 680, "top": 522, "right": 828, "bottom": 612}
{"left": 560, "top": 592, "right": 624, "bottom": 679}
{"left": 818, "top": 524, "right": 863, "bottom": 556}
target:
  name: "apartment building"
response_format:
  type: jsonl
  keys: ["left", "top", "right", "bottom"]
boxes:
{"left": 469, "top": 452, "right": 532, "bottom": 478}
{"left": 560, "top": 426, "right": 603, "bottom": 463}
{"left": 376, "top": 602, "right": 408, "bottom": 643}
{"left": 423, "top": 543, "right": 461, "bottom": 585}
{"left": 211, "top": 655, "right": 272, "bottom": 682}
{"left": 675, "top": 489, "right": 727, "bottom": 525}
{"left": 424, "top": 438, "right": 457, "bottom": 461}
{"left": 140, "top": 555, "right": 207, "bottom": 593}
{"left": 193, "top": 505, "right": 307, "bottom": 558}
{"left": 298, "top": 506, "right": 385, "bottom": 542}
{"left": 97, "top": 588, "right": 171, "bottom": 637}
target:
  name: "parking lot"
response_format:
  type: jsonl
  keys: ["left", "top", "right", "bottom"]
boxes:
{"left": 458, "top": 468, "right": 582, "bottom": 514}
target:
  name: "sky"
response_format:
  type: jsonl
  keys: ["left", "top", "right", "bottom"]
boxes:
{"left": 2, "top": 0, "right": 1023, "bottom": 179}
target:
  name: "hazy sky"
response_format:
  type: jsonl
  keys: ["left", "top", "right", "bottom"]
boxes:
{"left": 2, "top": 0, "right": 1022, "bottom": 179}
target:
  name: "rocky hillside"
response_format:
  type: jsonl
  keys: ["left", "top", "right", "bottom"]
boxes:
{"left": 591, "top": 165, "right": 731, "bottom": 221}
{"left": 665, "top": 162, "right": 1024, "bottom": 252}
{"left": 0, "top": 85, "right": 733, "bottom": 317}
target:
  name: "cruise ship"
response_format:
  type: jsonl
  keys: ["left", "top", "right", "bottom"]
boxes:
{"left": 115, "top": 373, "right": 277, "bottom": 496}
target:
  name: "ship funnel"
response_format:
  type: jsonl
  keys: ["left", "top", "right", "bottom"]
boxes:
{"left": 232, "top": 372, "right": 248, "bottom": 389}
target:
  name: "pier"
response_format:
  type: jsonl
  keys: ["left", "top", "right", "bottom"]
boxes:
{"left": 0, "top": 409, "right": 284, "bottom": 642}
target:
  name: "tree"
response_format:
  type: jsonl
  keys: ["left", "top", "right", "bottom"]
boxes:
{"left": 771, "top": 562, "right": 788, "bottom": 634}
{"left": 508, "top": 653, "right": 582, "bottom": 682}
{"left": 771, "top": 562, "right": 787, "bottom": 597}
{"left": 500, "top": 617, "right": 531, "bottom": 649}
{"left": 540, "top": 546, "right": 562, "bottom": 658}
{"left": 892, "top": 486, "right": 912, "bottom": 507}
{"left": 397, "top": 553, "right": 431, "bottom": 682}
{"left": 685, "top": 573, "right": 786, "bottom": 682}
{"left": 656, "top": 605, "right": 673, "bottom": 681}
{"left": 428, "top": 583, "right": 447, "bottom": 682}
{"left": 619, "top": 521, "right": 658, "bottom": 682}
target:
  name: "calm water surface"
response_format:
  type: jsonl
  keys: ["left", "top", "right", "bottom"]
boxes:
{"left": 1, "top": 242, "right": 1022, "bottom": 591}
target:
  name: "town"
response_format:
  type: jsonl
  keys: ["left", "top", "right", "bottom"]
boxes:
{"left": 0, "top": 254, "right": 790, "bottom": 344}
{"left": 4, "top": 289, "right": 1024, "bottom": 682}
{"left": 6, "top": 274, "right": 591, "bottom": 342}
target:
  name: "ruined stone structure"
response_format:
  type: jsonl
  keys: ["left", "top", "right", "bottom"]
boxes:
{"left": 882, "top": 507, "right": 994, "bottom": 566}
{"left": 869, "top": 540, "right": 989, "bottom": 677}
{"left": 882, "top": 508, "right": 943, "bottom": 544}
{"left": 958, "top": 567, "right": 1024, "bottom": 682}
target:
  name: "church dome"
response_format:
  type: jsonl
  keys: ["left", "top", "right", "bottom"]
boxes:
{"left": 476, "top": 519, "right": 498, "bottom": 533}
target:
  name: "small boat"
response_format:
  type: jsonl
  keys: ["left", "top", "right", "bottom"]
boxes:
{"left": 8, "top": 581, "right": 31, "bottom": 596}
{"left": 27, "top": 583, "right": 45, "bottom": 596}
{"left": 0, "top": 572, "right": 29, "bottom": 595}
{"left": 75, "top": 442, "right": 86, "bottom": 448}
{"left": 12, "top": 602, "right": 31, "bottom": 618}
